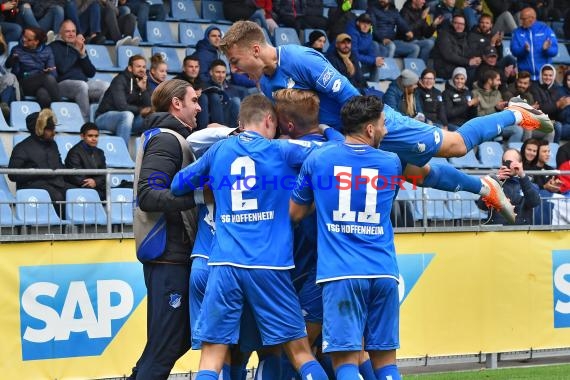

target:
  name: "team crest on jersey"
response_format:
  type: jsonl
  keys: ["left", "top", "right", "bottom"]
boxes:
{"left": 496, "top": 123, "right": 502, "bottom": 134}
{"left": 415, "top": 142, "right": 426, "bottom": 153}
{"left": 287, "top": 77, "right": 295, "bottom": 88}
{"left": 317, "top": 67, "right": 334, "bottom": 89}
{"left": 169, "top": 293, "right": 182, "bottom": 309}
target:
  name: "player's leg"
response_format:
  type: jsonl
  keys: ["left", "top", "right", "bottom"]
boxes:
{"left": 369, "top": 350, "right": 400, "bottom": 380}
{"left": 359, "top": 350, "right": 377, "bottom": 380}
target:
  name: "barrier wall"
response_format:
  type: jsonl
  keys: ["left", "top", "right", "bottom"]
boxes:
{"left": 1, "top": 232, "right": 570, "bottom": 379}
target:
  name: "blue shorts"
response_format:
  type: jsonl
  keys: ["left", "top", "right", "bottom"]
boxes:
{"left": 381, "top": 107, "right": 444, "bottom": 168}
{"left": 195, "top": 265, "right": 307, "bottom": 346}
{"left": 322, "top": 277, "right": 400, "bottom": 353}
{"left": 190, "top": 257, "right": 209, "bottom": 349}
{"left": 295, "top": 269, "right": 323, "bottom": 323}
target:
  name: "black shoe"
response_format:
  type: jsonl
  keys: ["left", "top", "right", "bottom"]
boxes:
{"left": 86, "top": 33, "right": 106, "bottom": 45}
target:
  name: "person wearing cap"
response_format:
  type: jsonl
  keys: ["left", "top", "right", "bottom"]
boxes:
{"left": 305, "top": 30, "right": 327, "bottom": 53}
{"left": 346, "top": 13, "right": 385, "bottom": 82}
{"left": 442, "top": 66, "right": 478, "bottom": 130}
{"left": 327, "top": 33, "right": 368, "bottom": 91}
{"left": 470, "top": 44, "right": 500, "bottom": 87}
{"left": 383, "top": 69, "right": 424, "bottom": 120}
{"left": 8, "top": 109, "right": 72, "bottom": 217}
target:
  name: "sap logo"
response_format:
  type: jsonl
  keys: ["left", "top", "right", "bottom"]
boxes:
{"left": 553, "top": 250, "right": 570, "bottom": 328}
{"left": 397, "top": 253, "right": 434, "bottom": 304}
{"left": 19, "top": 263, "right": 146, "bottom": 360}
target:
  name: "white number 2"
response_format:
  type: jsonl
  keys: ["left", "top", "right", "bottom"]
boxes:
{"left": 332, "top": 166, "right": 380, "bottom": 223}
{"left": 231, "top": 156, "right": 258, "bottom": 211}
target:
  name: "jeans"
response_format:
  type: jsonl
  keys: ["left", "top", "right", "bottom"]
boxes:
{"left": 0, "top": 21, "right": 22, "bottom": 42}
{"left": 411, "top": 38, "right": 434, "bottom": 63}
{"left": 377, "top": 40, "right": 395, "bottom": 58}
{"left": 22, "top": 72, "right": 61, "bottom": 108}
{"left": 95, "top": 110, "right": 134, "bottom": 145}
{"left": 79, "top": 1, "right": 102, "bottom": 35}
{"left": 394, "top": 39, "right": 419, "bottom": 58}
{"left": 502, "top": 124, "right": 524, "bottom": 143}
{"left": 127, "top": 0, "right": 165, "bottom": 40}
{"left": 59, "top": 79, "right": 109, "bottom": 121}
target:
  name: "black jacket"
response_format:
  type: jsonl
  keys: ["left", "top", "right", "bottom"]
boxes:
{"left": 65, "top": 141, "right": 107, "bottom": 200}
{"left": 399, "top": 0, "right": 436, "bottom": 40}
{"left": 8, "top": 135, "right": 67, "bottom": 190}
{"left": 136, "top": 112, "right": 197, "bottom": 264}
{"left": 326, "top": 50, "right": 367, "bottom": 91}
{"left": 415, "top": 84, "right": 448, "bottom": 125}
{"left": 50, "top": 40, "right": 96, "bottom": 82}
{"left": 432, "top": 28, "right": 474, "bottom": 80}
{"left": 95, "top": 69, "right": 151, "bottom": 117}
{"left": 442, "top": 81, "right": 476, "bottom": 126}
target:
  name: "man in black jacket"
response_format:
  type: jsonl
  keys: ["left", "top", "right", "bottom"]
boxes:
{"left": 128, "top": 79, "right": 204, "bottom": 380}
{"left": 327, "top": 33, "right": 368, "bottom": 92}
{"left": 8, "top": 109, "right": 73, "bottom": 217}
{"left": 95, "top": 54, "right": 152, "bottom": 145}
{"left": 64, "top": 122, "right": 107, "bottom": 200}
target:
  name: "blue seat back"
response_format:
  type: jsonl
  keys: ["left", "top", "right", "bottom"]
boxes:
{"left": 151, "top": 47, "right": 182, "bottom": 73}
{"left": 418, "top": 188, "right": 454, "bottom": 220}
{"left": 13, "top": 133, "right": 29, "bottom": 147}
{"left": 179, "top": 22, "right": 204, "bottom": 47}
{"left": 65, "top": 188, "right": 107, "bottom": 225}
{"left": 478, "top": 141, "right": 503, "bottom": 168}
{"left": 378, "top": 58, "right": 401, "bottom": 81}
{"left": 110, "top": 188, "right": 134, "bottom": 224}
{"left": 92, "top": 72, "right": 116, "bottom": 84}
{"left": 55, "top": 135, "right": 81, "bottom": 162}
{"left": 201, "top": 0, "right": 226, "bottom": 21}
{"left": 86, "top": 45, "right": 119, "bottom": 71}
{"left": 171, "top": 0, "right": 201, "bottom": 20}
{"left": 502, "top": 40, "right": 511, "bottom": 57}
{"left": 0, "top": 107, "right": 13, "bottom": 131}
{"left": 553, "top": 43, "right": 570, "bottom": 64}
{"left": 274, "top": 27, "right": 301, "bottom": 46}
{"left": 447, "top": 191, "right": 488, "bottom": 220}
{"left": 51, "top": 102, "right": 84, "bottom": 133}
{"left": 98, "top": 136, "right": 135, "bottom": 168}
{"left": 110, "top": 174, "right": 134, "bottom": 188}
{"left": 146, "top": 21, "right": 178, "bottom": 45}
{"left": 0, "top": 141, "right": 8, "bottom": 167}
{"left": 0, "top": 174, "right": 14, "bottom": 202}
{"left": 507, "top": 141, "right": 523, "bottom": 151}
{"left": 403, "top": 58, "right": 426, "bottom": 77}
{"left": 10, "top": 101, "right": 41, "bottom": 131}
{"left": 449, "top": 150, "right": 483, "bottom": 168}
{"left": 549, "top": 143, "right": 559, "bottom": 168}
{"left": 117, "top": 45, "right": 146, "bottom": 68}
{"left": 0, "top": 192, "right": 22, "bottom": 226}
{"left": 16, "top": 189, "right": 64, "bottom": 225}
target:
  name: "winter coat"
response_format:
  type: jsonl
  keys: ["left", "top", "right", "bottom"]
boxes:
{"left": 195, "top": 25, "right": 224, "bottom": 83}
{"left": 432, "top": 28, "right": 475, "bottom": 80}
{"left": 368, "top": 2, "right": 411, "bottom": 42}
{"left": 511, "top": 21, "right": 558, "bottom": 81}
{"left": 415, "top": 84, "right": 447, "bottom": 125}
{"left": 346, "top": 19, "right": 377, "bottom": 67}
{"left": 326, "top": 49, "right": 367, "bottom": 91}
{"left": 95, "top": 69, "right": 151, "bottom": 117}
{"left": 442, "top": 81, "right": 476, "bottom": 125}
{"left": 399, "top": 0, "right": 436, "bottom": 40}
{"left": 471, "top": 81, "right": 503, "bottom": 116}
{"left": 50, "top": 39, "right": 96, "bottom": 82}
{"left": 6, "top": 42, "right": 56, "bottom": 80}
{"left": 530, "top": 64, "right": 561, "bottom": 120}
{"left": 65, "top": 141, "right": 107, "bottom": 200}
{"left": 383, "top": 78, "right": 424, "bottom": 117}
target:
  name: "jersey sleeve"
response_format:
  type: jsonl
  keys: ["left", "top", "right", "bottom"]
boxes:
{"left": 279, "top": 139, "right": 318, "bottom": 168}
{"left": 171, "top": 141, "right": 221, "bottom": 196}
{"left": 291, "top": 158, "right": 315, "bottom": 206}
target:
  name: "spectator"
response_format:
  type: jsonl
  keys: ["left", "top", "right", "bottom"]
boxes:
{"left": 556, "top": 69, "right": 570, "bottom": 141}
{"left": 471, "top": 45, "right": 500, "bottom": 87}
{"left": 477, "top": 148, "right": 541, "bottom": 224}
{"left": 204, "top": 59, "right": 240, "bottom": 128}
{"left": 497, "top": 54, "right": 518, "bottom": 94}
{"left": 467, "top": 13, "right": 503, "bottom": 59}
{"left": 222, "top": 0, "right": 278, "bottom": 36}
{"left": 442, "top": 66, "right": 477, "bottom": 130}
{"left": 346, "top": 13, "right": 384, "bottom": 82}
{"left": 327, "top": 33, "right": 369, "bottom": 92}
{"left": 6, "top": 27, "right": 61, "bottom": 108}
{"left": 65, "top": 122, "right": 107, "bottom": 200}
{"left": 121, "top": 0, "right": 165, "bottom": 41}
{"left": 8, "top": 109, "right": 72, "bottom": 217}
{"left": 305, "top": 29, "right": 327, "bottom": 52}
{"left": 556, "top": 141, "right": 570, "bottom": 194}
{"left": 274, "top": 0, "right": 327, "bottom": 31}
{"left": 530, "top": 64, "right": 561, "bottom": 143}
{"left": 76, "top": 0, "right": 105, "bottom": 44}
{"left": 483, "top": 0, "right": 517, "bottom": 35}
{"left": 415, "top": 68, "right": 448, "bottom": 128}
{"left": 0, "top": 27, "right": 20, "bottom": 105}
{"left": 147, "top": 53, "right": 168, "bottom": 93}
{"left": 25, "top": 0, "right": 67, "bottom": 38}
{"left": 531, "top": 140, "right": 562, "bottom": 192}
{"left": 0, "top": 0, "right": 24, "bottom": 42}
{"left": 433, "top": 0, "right": 457, "bottom": 30}
{"left": 511, "top": 7, "right": 558, "bottom": 81}
{"left": 195, "top": 25, "right": 224, "bottom": 83}
{"left": 383, "top": 69, "right": 424, "bottom": 119}
{"left": 399, "top": 0, "right": 442, "bottom": 62}
{"left": 99, "top": 0, "right": 139, "bottom": 45}
{"left": 368, "top": 0, "right": 420, "bottom": 58}
{"left": 457, "top": 0, "right": 485, "bottom": 31}
{"left": 173, "top": 55, "right": 209, "bottom": 130}
{"left": 326, "top": 0, "right": 357, "bottom": 47}
{"left": 432, "top": 13, "right": 481, "bottom": 80}
{"left": 502, "top": 70, "right": 535, "bottom": 106}
{"left": 95, "top": 54, "right": 152, "bottom": 144}
{"left": 50, "top": 20, "right": 108, "bottom": 122}
{"left": 521, "top": 137, "right": 540, "bottom": 169}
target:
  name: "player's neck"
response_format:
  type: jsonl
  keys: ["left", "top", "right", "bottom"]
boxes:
{"left": 263, "top": 46, "right": 278, "bottom": 75}
{"left": 345, "top": 135, "right": 371, "bottom": 146}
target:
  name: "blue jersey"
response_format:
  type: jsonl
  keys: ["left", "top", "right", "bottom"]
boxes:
{"left": 260, "top": 44, "right": 443, "bottom": 167}
{"left": 172, "top": 131, "right": 318, "bottom": 269}
{"left": 191, "top": 204, "right": 215, "bottom": 259}
{"left": 291, "top": 143, "right": 402, "bottom": 283}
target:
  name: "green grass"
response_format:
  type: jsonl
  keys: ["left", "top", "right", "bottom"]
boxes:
{"left": 404, "top": 364, "right": 570, "bottom": 379}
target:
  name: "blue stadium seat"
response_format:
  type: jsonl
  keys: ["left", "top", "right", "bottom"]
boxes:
{"left": 98, "top": 136, "right": 135, "bottom": 168}
{"left": 553, "top": 43, "right": 570, "bottom": 65}
{"left": 117, "top": 45, "right": 146, "bottom": 68}
{"left": 274, "top": 27, "right": 301, "bottom": 46}
{"left": 396, "top": 186, "right": 423, "bottom": 221}
{"left": 0, "top": 106, "right": 13, "bottom": 131}
{"left": 65, "top": 188, "right": 107, "bottom": 225}
{"left": 449, "top": 150, "right": 485, "bottom": 168}
{"left": 110, "top": 174, "right": 134, "bottom": 188}
{"left": 418, "top": 188, "right": 454, "bottom": 220}
{"left": 179, "top": 22, "right": 205, "bottom": 47}
{"left": 10, "top": 100, "right": 41, "bottom": 131}
{"left": 146, "top": 21, "right": 184, "bottom": 47}
{"left": 403, "top": 58, "right": 426, "bottom": 77}
{"left": 0, "top": 175, "right": 15, "bottom": 202}
{"left": 15, "top": 189, "right": 68, "bottom": 226}
{"left": 0, "top": 142, "right": 8, "bottom": 166}
{"left": 478, "top": 141, "right": 504, "bottom": 168}
{"left": 447, "top": 191, "right": 488, "bottom": 220}
{"left": 92, "top": 72, "right": 116, "bottom": 84}
{"left": 110, "top": 188, "right": 134, "bottom": 225}
{"left": 55, "top": 135, "right": 81, "bottom": 161}
{"left": 0, "top": 192, "right": 23, "bottom": 227}
{"left": 501, "top": 39, "right": 511, "bottom": 57}
{"left": 303, "top": 28, "right": 329, "bottom": 52}
{"left": 186, "top": 47, "right": 196, "bottom": 56}
{"left": 201, "top": 0, "right": 232, "bottom": 23}
{"left": 151, "top": 46, "right": 182, "bottom": 73}
{"left": 507, "top": 141, "right": 523, "bottom": 151}
{"left": 13, "top": 133, "right": 29, "bottom": 147}
{"left": 86, "top": 44, "right": 121, "bottom": 72}
{"left": 549, "top": 142, "right": 559, "bottom": 168}
{"left": 51, "top": 102, "right": 84, "bottom": 133}
{"left": 170, "top": 0, "right": 203, "bottom": 21}
{"left": 377, "top": 58, "right": 401, "bottom": 81}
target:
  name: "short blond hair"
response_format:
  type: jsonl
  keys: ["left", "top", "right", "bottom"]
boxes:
{"left": 273, "top": 89, "right": 320, "bottom": 132}
{"left": 239, "top": 93, "right": 276, "bottom": 125}
{"left": 220, "top": 20, "right": 268, "bottom": 56}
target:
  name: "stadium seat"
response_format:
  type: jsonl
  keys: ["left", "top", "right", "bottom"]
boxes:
{"left": 146, "top": 21, "right": 184, "bottom": 47}
{"left": 151, "top": 46, "right": 182, "bottom": 73}
{"left": 403, "top": 58, "right": 426, "bottom": 77}
{"left": 273, "top": 27, "right": 301, "bottom": 46}
{"left": 549, "top": 143, "right": 559, "bottom": 168}
{"left": 201, "top": 0, "right": 232, "bottom": 23}
{"left": 15, "top": 189, "right": 68, "bottom": 226}
{"left": 0, "top": 174, "right": 15, "bottom": 202}
{"left": 92, "top": 72, "right": 116, "bottom": 84}
{"left": 501, "top": 39, "right": 511, "bottom": 57}
{"left": 51, "top": 102, "right": 84, "bottom": 133}
{"left": 186, "top": 47, "right": 196, "bottom": 56}
{"left": 396, "top": 185, "right": 423, "bottom": 221}
{"left": 98, "top": 135, "right": 135, "bottom": 168}
{"left": 85, "top": 44, "right": 121, "bottom": 72}
{"left": 109, "top": 174, "right": 134, "bottom": 188}
{"left": 478, "top": 141, "right": 504, "bottom": 168}
{"left": 110, "top": 188, "right": 134, "bottom": 225}
{"left": 418, "top": 188, "right": 454, "bottom": 221}
{"left": 447, "top": 191, "right": 488, "bottom": 221}
{"left": 448, "top": 150, "right": 485, "bottom": 168}
{"left": 65, "top": 188, "right": 107, "bottom": 225}
{"left": 170, "top": 0, "right": 203, "bottom": 21}
{"left": 553, "top": 43, "right": 570, "bottom": 65}
{"left": 117, "top": 45, "right": 146, "bottom": 68}
{"left": 303, "top": 28, "right": 329, "bottom": 52}
{"left": 0, "top": 142, "right": 8, "bottom": 166}
{"left": 377, "top": 58, "right": 401, "bottom": 81}
{"left": 13, "top": 133, "right": 29, "bottom": 147}
{"left": 507, "top": 141, "right": 523, "bottom": 151}
{"left": 179, "top": 22, "right": 205, "bottom": 47}
{"left": 10, "top": 100, "right": 41, "bottom": 131}
{"left": 0, "top": 192, "right": 23, "bottom": 227}
{"left": 55, "top": 135, "right": 81, "bottom": 161}
{"left": 0, "top": 107, "right": 13, "bottom": 131}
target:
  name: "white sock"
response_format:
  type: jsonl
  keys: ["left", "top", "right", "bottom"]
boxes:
{"left": 479, "top": 178, "right": 490, "bottom": 196}
{"left": 512, "top": 109, "right": 523, "bottom": 125}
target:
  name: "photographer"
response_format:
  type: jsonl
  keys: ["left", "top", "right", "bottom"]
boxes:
{"left": 477, "top": 149, "right": 541, "bottom": 224}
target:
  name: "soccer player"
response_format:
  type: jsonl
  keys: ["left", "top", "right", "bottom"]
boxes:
{"left": 290, "top": 95, "right": 403, "bottom": 380}
{"left": 170, "top": 94, "right": 328, "bottom": 380}
{"left": 219, "top": 21, "right": 555, "bottom": 224}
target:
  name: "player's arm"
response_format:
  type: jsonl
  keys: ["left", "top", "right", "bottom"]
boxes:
{"left": 171, "top": 141, "right": 220, "bottom": 196}
{"left": 290, "top": 158, "right": 315, "bottom": 223}
{"left": 187, "top": 126, "right": 236, "bottom": 158}
{"left": 320, "top": 124, "right": 344, "bottom": 142}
